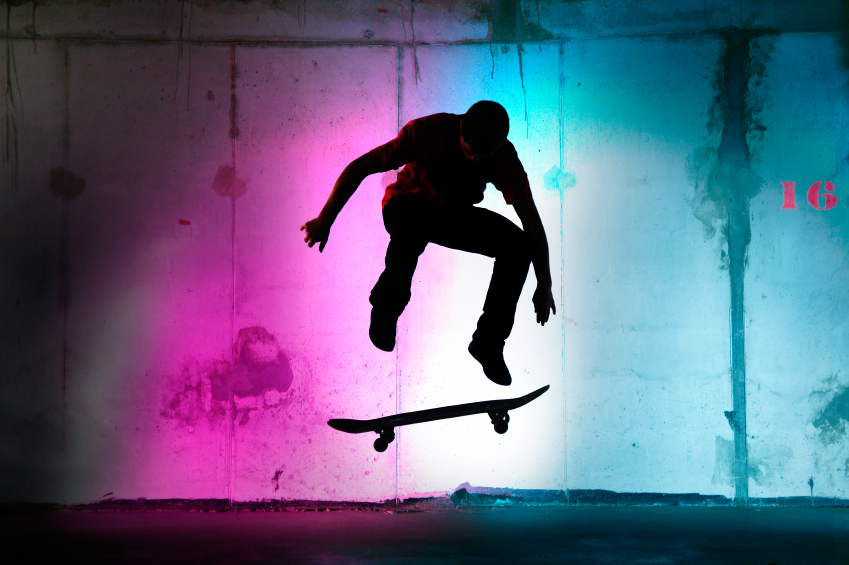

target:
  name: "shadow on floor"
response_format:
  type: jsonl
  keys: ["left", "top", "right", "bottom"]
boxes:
{"left": 5, "top": 505, "right": 848, "bottom": 564}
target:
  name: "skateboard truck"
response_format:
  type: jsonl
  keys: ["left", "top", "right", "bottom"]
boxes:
{"left": 488, "top": 411, "right": 510, "bottom": 434}
{"left": 373, "top": 428, "right": 395, "bottom": 453}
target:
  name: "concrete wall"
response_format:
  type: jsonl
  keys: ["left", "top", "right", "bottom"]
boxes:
{"left": 1, "top": 0, "right": 848, "bottom": 504}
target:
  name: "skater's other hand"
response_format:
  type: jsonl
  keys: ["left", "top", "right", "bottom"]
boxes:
{"left": 300, "top": 215, "right": 332, "bottom": 252}
{"left": 533, "top": 285, "right": 556, "bottom": 326}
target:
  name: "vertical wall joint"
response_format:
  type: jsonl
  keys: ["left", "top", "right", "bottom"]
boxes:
{"left": 228, "top": 40, "right": 238, "bottom": 507}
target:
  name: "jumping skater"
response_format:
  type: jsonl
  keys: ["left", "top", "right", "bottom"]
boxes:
{"left": 301, "top": 101, "right": 555, "bottom": 386}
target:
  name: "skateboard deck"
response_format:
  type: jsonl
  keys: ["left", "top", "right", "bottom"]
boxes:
{"left": 328, "top": 384, "right": 549, "bottom": 452}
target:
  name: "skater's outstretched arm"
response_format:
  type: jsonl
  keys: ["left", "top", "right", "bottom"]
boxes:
{"left": 300, "top": 153, "right": 382, "bottom": 252}
{"left": 513, "top": 198, "right": 556, "bottom": 326}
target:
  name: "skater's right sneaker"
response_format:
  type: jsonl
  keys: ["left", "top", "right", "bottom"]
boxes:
{"left": 369, "top": 308, "right": 398, "bottom": 352}
{"left": 468, "top": 340, "right": 511, "bottom": 386}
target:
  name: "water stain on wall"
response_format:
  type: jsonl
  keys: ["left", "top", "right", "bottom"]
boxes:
{"left": 712, "top": 435, "right": 794, "bottom": 487}
{"left": 48, "top": 167, "right": 86, "bottom": 201}
{"left": 472, "top": 0, "right": 554, "bottom": 136}
{"left": 543, "top": 165, "right": 575, "bottom": 193}
{"left": 2, "top": 0, "right": 32, "bottom": 191}
{"left": 749, "top": 443, "right": 794, "bottom": 486}
{"left": 162, "top": 370, "right": 211, "bottom": 428}
{"left": 161, "top": 326, "right": 294, "bottom": 427}
{"left": 812, "top": 384, "right": 849, "bottom": 445}
{"left": 711, "top": 435, "right": 733, "bottom": 486}
{"left": 838, "top": 1, "right": 849, "bottom": 71}
{"left": 691, "top": 29, "right": 776, "bottom": 503}
{"left": 687, "top": 145, "right": 762, "bottom": 240}
{"left": 686, "top": 132, "right": 763, "bottom": 242}
{"left": 211, "top": 326, "right": 294, "bottom": 402}
{"left": 686, "top": 32, "right": 775, "bottom": 242}
{"left": 211, "top": 164, "right": 246, "bottom": 198}
{"left": 520, "top": 7, "right": 554, "bottom": 41}
{"left": 480, "top": 0, "right": 554, "bottom": 43}
{"left": 271, "top": 464, "right": 285, "bottom": 491}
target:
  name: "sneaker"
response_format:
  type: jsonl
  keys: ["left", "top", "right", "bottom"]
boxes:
{"left": 468, "top": 341, "right": 511, "bottom": 386}
{"left": 369, "top": 308, "right": 397, "bottom": 352}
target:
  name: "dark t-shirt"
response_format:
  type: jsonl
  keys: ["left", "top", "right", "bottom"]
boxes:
{"left": 367, "top": 113, "right": 532, "bottom": 208}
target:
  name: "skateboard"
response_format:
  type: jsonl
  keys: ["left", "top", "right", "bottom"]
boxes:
{"left": 327, "top": 384, "right": 549, "bottom": 452}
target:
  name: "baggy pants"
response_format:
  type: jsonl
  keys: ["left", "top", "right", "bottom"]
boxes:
{"left": 369, "top": 197, "right": 531, "bottom": 346}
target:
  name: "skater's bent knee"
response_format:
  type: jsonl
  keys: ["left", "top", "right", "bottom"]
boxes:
{"left": 499, "top": 229, "right": 530, "bottom": 262}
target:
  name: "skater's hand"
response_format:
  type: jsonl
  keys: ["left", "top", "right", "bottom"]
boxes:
{"left": 533, "top": 285, "right": 556, "bottom": 326}
{"left": 300, "top": 215, "right": 332, "bottom": 252}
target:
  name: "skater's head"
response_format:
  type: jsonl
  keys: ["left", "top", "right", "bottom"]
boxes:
{"left": 460, "top": 101, "right": 509, "bottom": 162}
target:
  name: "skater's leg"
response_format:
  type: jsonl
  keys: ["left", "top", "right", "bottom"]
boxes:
{"left": 368, "top": 198, "right": 432, "bottom": 351}
{"left": 430, "top": 205, "right": 531, "bottom": 343}
{"left": 430, "top": 206, "right": 531, "bottom": 384}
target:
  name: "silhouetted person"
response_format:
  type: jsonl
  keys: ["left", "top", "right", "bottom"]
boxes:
{"left": 301, "top": 101, "right": 555, "bottom": 385}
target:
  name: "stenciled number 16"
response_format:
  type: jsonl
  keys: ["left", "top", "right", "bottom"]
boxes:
{"left": 781, "top": 181, "right": 837, "bottom": 210}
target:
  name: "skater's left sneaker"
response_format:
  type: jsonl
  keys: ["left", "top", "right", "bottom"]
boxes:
{"left": 369, "top": 308, "right": 398, "bottom": 352}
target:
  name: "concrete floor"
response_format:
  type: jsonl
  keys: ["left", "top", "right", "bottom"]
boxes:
{"left": 5, "top": 506, "right": 847, "bottom": 564}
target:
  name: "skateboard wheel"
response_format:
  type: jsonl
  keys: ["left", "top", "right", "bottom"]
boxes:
{"left": 489, "top": 411, "right": 509, "bottom": 434}
{"left": 373, "top": 428, "right": 395, "bottom": 452}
